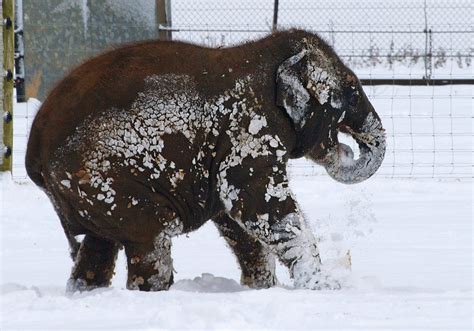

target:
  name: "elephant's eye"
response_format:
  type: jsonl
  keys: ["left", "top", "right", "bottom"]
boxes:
{"left": 348, "top": 92, "right": 359, "bottom": 107}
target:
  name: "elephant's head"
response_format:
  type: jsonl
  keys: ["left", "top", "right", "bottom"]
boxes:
{"left": 276, "top": 36, "right": 386, "bottom": 184}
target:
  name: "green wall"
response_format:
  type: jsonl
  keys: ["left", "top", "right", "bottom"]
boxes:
{"left": 24, "top": 0, "right": 158, "bottom": 100}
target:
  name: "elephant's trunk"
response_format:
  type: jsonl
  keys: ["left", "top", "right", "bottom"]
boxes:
{"left": 320, "top": 111, "right": 386, "bottom": 184}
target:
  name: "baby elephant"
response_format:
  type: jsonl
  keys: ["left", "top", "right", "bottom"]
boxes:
{"left": 26, "top": 29, "right": 385, "bottom": 291}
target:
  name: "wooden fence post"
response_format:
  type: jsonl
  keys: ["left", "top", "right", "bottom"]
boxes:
{"left": 2, "top": 0, "right": 14, "bottom": 172}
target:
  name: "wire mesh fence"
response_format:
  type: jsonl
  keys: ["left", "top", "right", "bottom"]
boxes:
{"left": 20, "top": 0, "right": 473, "bottom": 100}
{"left": 8, "top": 0, "right": 473, "bottom": 179}
{"left": 171, "top": 0, "right": 473, "bottom": 81}
{"left": 287, "top": 84, "right": 472, "bottom": 178}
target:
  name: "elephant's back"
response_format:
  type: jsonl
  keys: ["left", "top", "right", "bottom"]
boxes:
{"left": 32, "top": 41, "right": 207, "bottom": 154}
{"left": 26, "top": 35, "right": 282, "bottom": 188}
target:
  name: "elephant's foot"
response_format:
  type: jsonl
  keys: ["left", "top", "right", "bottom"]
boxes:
{"left": 293, "top": 270, "right": 341, "bottom": 290}
{"left": 240, "top": 259, "right": 277, "bottom": 289}
{"left": 67, "top": 278, "right": 101, "bottom": 292}
{"left": 290, "top": 251, "right": 341, "bottom": 290}
{"left": 67, "top": 234, "right": 120, "bottom": 293}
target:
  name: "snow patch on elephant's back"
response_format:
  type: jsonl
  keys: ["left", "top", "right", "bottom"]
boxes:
{"left": 248, "top": 115, "right": 267, "bottom": 135}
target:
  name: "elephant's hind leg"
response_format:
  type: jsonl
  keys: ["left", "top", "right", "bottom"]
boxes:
{"left": 124, "top": 234, "right": 173, "bottom": 291}
{"left": 67, "top": 234, "right": 120, "bottom": 292}
{"left": 124, "top": 218, "right": 182, "bottom": 291}
{"left": 213, "top": 214, "right": 277, "bottom": 289}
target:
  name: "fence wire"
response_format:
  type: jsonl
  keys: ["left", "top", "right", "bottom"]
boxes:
{"left": 171, "top": 0, "right": 472, "bottom": 81}
{"left": 287, "top": 84, "right": 472, "bottom": 178}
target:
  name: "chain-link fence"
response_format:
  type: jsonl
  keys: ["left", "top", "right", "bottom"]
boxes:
{"left": 171, "top": 0, "right": 472, "bottom": 81}
{"left": 21, "top": 0, "right": 473, "bottom": 101}
{"left": 9, "top": 0, "right": 473, "bottom": 179}
{"left": 288, "top": 84, "right": 472, "bottom": 178}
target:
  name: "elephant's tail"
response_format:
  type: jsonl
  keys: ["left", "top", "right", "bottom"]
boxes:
{"left": 25, "top": 123, "right": 46, "bottom": 188}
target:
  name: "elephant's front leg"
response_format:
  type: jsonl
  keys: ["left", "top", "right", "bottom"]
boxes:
{"left": 223, "top": 170, "right": 337, "bottom": 290}
{"left": 213, "top": 213, "right": 276, "bottom": 289}
{"left": 244, "top": 205, "right": 331, "bottom": 289}
{"left": 264, "top": 210, "right": 331, "bottom": 289}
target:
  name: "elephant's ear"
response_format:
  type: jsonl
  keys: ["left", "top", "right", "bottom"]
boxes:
{"left": 276, "top": 50, "right": 311, "bottom": 128}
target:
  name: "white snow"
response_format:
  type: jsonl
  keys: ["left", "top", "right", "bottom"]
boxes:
{"left": 248, "top": 115, "right": 267, "bottom": 135}
{"left": 1, "top": 173, "right": 471, "bottom": 329}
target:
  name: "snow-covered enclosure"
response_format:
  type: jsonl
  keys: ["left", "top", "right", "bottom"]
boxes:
{"left": 2, "top": 1, "right": 471, "bottom": 327}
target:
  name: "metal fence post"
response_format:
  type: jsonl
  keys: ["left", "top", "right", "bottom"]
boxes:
{"left": 272, "top": 0, "right": 279, "bottom": 32}
{"left": 15, "top": 0, "right": 24, "bottom": 102}
{"left": 422, "top": 0, "right": 432, "bottom": 81}
{"left": 156, "top": 0, "right": 172, "bottom": 40}
{"left": 2, "top": 0, "right": 14, "bottom": 172}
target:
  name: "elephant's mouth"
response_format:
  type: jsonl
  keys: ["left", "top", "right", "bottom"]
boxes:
{"left": 309, "top": 112, "right": 386, "bottom": 184}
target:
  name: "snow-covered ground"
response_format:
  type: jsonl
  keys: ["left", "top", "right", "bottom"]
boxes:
{"left": 1, "top": 172, "right": 471, "bottom": 329}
